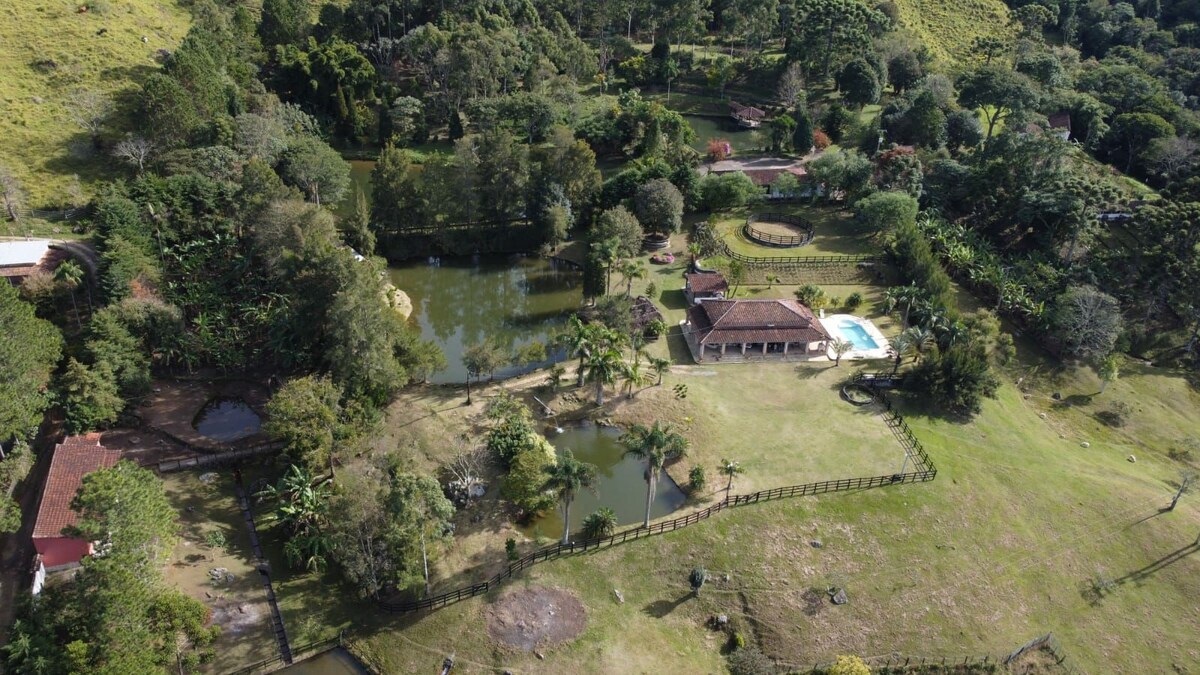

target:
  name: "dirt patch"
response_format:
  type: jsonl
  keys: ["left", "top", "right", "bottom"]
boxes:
{"left": 486, "top": 586, "right": 587, "bottom": 652}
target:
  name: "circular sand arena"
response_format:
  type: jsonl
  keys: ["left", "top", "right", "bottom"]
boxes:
{"left": 486, "top": 586, "right": 587, "bottom": 652}
{"left": 744, "top": 213, "right": 814, "bottom": 247}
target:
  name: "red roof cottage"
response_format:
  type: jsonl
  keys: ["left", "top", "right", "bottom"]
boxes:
{"left": 684, "top": 272, "right": 729, "bottom": 305}
{"left": 32, "top": 434, "right": 121, "bottom": 571}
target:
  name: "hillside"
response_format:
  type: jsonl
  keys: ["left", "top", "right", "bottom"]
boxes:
{"left": 892, "top": 0, "right": 1014, "bottom": 64}
{"left": 0, "top": 0, "right": 190, "bottom": 209}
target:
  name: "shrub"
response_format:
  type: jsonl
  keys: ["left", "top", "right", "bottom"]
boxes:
{"left": 581, "top": 507, "right": 618, "bottom": 539}
{"left": 645, "top": 281, "right": 657, "bottom": 300}
{"left": 204, "top": 530, "right": 228, "bottom": 551}
{"left": 908, "top": 343, "right": 999, "bottom": 417}
{"left": 845, "top": 292, "right": 863, "bottom": 310}
{"left": 726, "top": 646, "right": 774, "bottom": 675}
{"left": 1169, "top": 439, "right": 1197, "bottom": 463}
{"left": 689, "top": 465, "right": 707, "bottom": 492}
{"left": 795, "top": 284, "right": 827, "bottom": 309}
{"left": 505, "top": 537, "right": 518, "bottom": 561}
{"left": 812, "top": 129, "right": 832, "bottom": 150}
{"left": 699, "top": 172, "right": 760, "bottom": 211}
{"left": 829, "top": 296, "right": 841, "bottom": 308}
{"left": 1096, "top": 401, "right": 1132, "bottom": 427}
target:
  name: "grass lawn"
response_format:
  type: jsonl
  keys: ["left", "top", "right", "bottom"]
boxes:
{"left": 0, "top": 1, "right": 191, "bottom": 209}
{"left": 890, "top": 0, "right": 1014, "bottom": 65}
{"left": 160, "top": 471, "right": 278, "bottom": 674}
{"left": 714, "top": 204, "right": 882, "bottom": 259}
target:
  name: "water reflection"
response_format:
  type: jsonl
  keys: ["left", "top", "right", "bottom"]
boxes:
{"left": 388, "top": 255, "right": 583, "bottom": 383}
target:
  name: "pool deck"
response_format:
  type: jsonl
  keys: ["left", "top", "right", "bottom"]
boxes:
{"left": 819, "top": 314, "right": 892, "bottom": 361}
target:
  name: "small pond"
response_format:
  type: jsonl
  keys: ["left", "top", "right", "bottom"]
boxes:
{"left": 685, "top": 114, "right": 766, "bottom": 155}
{"left": 389, "top": 255, "right": 583, "bottom": 383}
{"left": 192, "top": 397, "right": 262, "bottom": 443}
{"left": 521, "top": 423, "right": 687, "bottom": 539}
{"left": 278, "top": 648, "right": 368, "bottom": 675}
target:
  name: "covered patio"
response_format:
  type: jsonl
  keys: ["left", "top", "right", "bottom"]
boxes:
{"left": 683, "top": 299, "right": 831, "bottom": 364}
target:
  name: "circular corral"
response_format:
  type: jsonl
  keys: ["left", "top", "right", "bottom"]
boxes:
{"left": 744, "top": 213, "right": 814, "bottom": 248}
{"left": 485, "top": 586, "right": 587, "bottom": 652}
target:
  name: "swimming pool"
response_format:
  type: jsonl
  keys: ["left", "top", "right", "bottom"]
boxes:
{"left": 818, "top": 314, "right": 891, "bottom": 360}
{"left": 832, "top": 319, "right": 880, "bottom": 349}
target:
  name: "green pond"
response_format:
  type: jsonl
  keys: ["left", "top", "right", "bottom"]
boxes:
{"left": 684, "top": 114, "right": 766, "bottom": 154}
{"left": 521, "top": 424, "right": 687, "bottom": 539}
{"left": 278, "top": 648, "right": 367, "bottom": 674}
{"left": 388, "top": 255, "right": 583, "bottom": 384}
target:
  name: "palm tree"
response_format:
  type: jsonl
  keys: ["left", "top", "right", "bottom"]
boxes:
{"left": 727, "top": 258, "right": 746, "bottom": 297}
{"left": 766, "top": 274, "right": 781, "bottom": 289}
{"left": 899, "top": 326, "right": 936, "bottom": 364}
{"left": 595, "top": 236, "right": 622, "bottom": 292}
{"left": 883, "top": 284, "right": 926, "bottom": 327}
{"left": 257, "top": 465, "right": 333, "bottom": 571}
{"left": 558, "top": 315, "right": 593, "bottom": 387}
{"left": 889, "top": 333, "right": 910, "bottom": 375}
{"left": 620, "top": 422, "right": 689, "bottom": 527}
{"left": 584, "top": 345, "right": 624, "bottom": 405}
{"left": 650, "top": 357, "right": 671, "bottom": 385}
{"left": 55, "top": 260, "right": 85, "bottom": 329}
{"left": 544, "top": 450, "right": 598, "bottom": 545}
{"left": 617, "top": 259, "right": 647, "bottom": 297}
{"left": 830, "top": 337, "right": 853, "bottom": 366}
{"left": 719, "top": 458, "right": 745, "bottom": 494}
{"left": 582, "top": 507, "right": 618, "bottom": 539}
{"left": 621, "top": 359, "right": 648, "bottom": 399}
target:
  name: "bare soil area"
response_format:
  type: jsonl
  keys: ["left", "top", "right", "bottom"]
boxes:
{"left": 486, "top": 586, "right": 587, "bottom": 652}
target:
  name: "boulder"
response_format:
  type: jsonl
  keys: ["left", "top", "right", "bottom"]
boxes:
{"left": 1127, "top": 455, "right": 1136, "bottom": 463}
{"left": 831, "top": 588, "right": 848, "bottom": 605}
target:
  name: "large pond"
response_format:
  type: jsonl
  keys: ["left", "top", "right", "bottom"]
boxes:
{"left": 192, "top": 397, "right": 261, "bottom": 442}
{"left": 521, "top": 423, "right": 687, "bottom": 539}
{"left": 389, "top": 255, "right": 583, "bottom": 383}
{"left": 685, "top": 114, "right": 766, "bottom": 155}
{"left": 278, "top": 648, "right": 368, "bottom": 675}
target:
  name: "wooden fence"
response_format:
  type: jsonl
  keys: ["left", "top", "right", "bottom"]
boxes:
{"left": 1005, "top": 633, "right": 1085, "bottom": 675}
{"left": 223, "top": 634, "right": 341, "bottom": 675}
{"left": 377, "top": 396, "right": 936, "bottom": 614}
{"left": 720, "top": 239, "right": 885, "bottom": 268}
{"left": 744, "top": 212, "right": 815, "bottom": 248}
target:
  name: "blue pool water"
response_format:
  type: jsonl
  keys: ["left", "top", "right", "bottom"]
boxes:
{"left": 835, "top": 320, "right": 879, "bottom": 349}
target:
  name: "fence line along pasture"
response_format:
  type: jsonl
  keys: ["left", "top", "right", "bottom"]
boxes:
{"left": 378, "top": 390, "right": 935, "bottom": 614}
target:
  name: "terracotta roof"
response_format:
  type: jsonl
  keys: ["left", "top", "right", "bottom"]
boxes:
{"left": 1048, "top": 112, "right": 1071, "bottom": 130}
{"left": 686, "top": 272, "right": 728, "bottom": 294}
{"left": 688, "top": 299, "right": 830, "bottom": 344}
{"left": 32, "top": 435, "right": 122, "bottom": 540}
{"left": 729, "top": 101, "right": 766, "bottom": 120}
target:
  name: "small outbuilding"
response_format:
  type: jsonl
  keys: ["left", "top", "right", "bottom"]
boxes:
{"left": 684, "top": 298, "right": 831, "bottom": 363}
{"left": 32, "top": 434, "right": 122, "bottom": 574}
{"left": 631, "top": 295, "right": 665, "bottom": 339}
{"left": 0, "top": 240, "right": 65, "bottom": 285}
{"left": 684, "top": 272, "right": 728, "bottom": 305}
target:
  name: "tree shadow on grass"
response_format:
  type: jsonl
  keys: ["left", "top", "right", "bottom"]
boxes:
{"left": 642, "top": 593, "right": 693, "bottom": 618}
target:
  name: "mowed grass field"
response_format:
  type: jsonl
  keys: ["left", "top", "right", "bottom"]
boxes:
{"left": 0, "top": 0, "right": 190, "bottom": 207}
{"left": 260, "top": 262, "right": 1200, "bottom": 672}
{"left": 892, "top": 0, "right": 1015, "bottom": 64}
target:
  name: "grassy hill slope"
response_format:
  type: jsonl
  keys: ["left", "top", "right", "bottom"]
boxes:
{"left": 892, "top": 0, "right": 1015, "bottom": 65}
{"left": 0, "top": 1, "right": 190, "bottom": 209}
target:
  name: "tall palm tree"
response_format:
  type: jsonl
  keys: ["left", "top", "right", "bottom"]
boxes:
{"left": 650, "top": 357, "right": 671, "bottom": 386}
{"left": 621, "top": 359, "right": 647, "bottom": 398}
{"left": 719, "top": 458, "right": 745, "bottom": 494}
{"left": 883, "top": 284, "right": 926, "bottom": 327}
{"left": 889, "top": 333, "right": 910, "bottom": 375}
{"left": 55, "top": 260, "right": 84, "bottom": 329}
{"left": 830, "top": 337, "right": 853, "bottom": 366}
{"left": 543, "top": 450, "right": 598, "bottom": 545}
{"left": 558, "top": 315, "right": 593, "bottom": 388}
{"left": 617, "top": 259, "right": 647, "bottom": 297}
{"left": 584, "top": 345, "right": 624, "bottom": 405}
{"left": 595, "top": 236, "right": 622, "bottom": 292}
{"left": 620, "top": 422, "right": 689, "bottom": 527}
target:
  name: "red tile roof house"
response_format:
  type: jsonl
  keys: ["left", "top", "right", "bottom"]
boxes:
{"left": 684, "top": 272, "right": 728, "bottom": 305}
{"left": 684, "top": 298, "right": 832, "bottom": 363}
{"left": 32, "top": 434, "right": 122, "bottom": 576}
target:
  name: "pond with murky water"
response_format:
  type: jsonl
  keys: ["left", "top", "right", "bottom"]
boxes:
{"left": 192, "top": 397, "right": 261, "bottom": 442}
{"left": 278, "top": 648, "right": 368, "bottom": 674}
{"left": 521, "top": 423, "right": 687, "bottom": 540}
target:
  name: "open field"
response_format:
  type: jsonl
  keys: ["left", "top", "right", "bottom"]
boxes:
{"left": 251, "top": 264, "right": 1200, "bottom": 672}
{"left": 891, "top": 0, "right": 1014, "bottom": 64}
{"left": 0, "top": 0, "right": 190, "bottom": 210}
{"left": 161, "top": 471, "right": 277, "bottom": 674}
